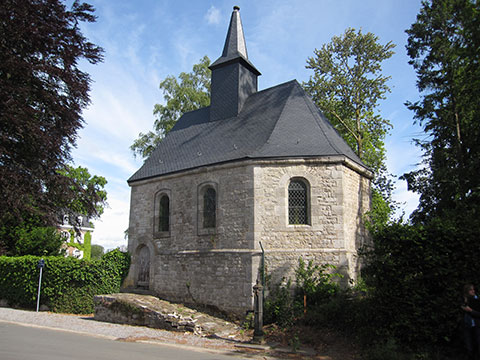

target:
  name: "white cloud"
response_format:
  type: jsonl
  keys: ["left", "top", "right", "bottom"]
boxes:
{"left": 205, "top": 6, "right": 221, "bottom": 25}
{"left": 91, "top": 194, "right": 130, "bottom": 251}
{"left": 393, "top": 178, "right": 420, "bottom": 219}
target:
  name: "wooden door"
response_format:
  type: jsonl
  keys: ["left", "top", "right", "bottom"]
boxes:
{"left": 137, "top": 246, "right": 150, "bottom": 288}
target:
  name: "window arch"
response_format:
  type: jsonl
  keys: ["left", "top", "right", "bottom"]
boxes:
{"left": 288, "top": 178, "right": 309, "bottom": 225}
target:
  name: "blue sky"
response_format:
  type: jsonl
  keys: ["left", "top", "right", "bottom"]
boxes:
{"left": 72, "top": 0, "right": 424, "bottom": 250}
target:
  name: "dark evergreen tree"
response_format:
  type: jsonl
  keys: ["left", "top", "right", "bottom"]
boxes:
{"left": 359, "top": 1, "right": 480, "bottom": 352}
{"left": 403, "top": 0, "right": 480, "bottom": 222}
{"left": 0, "top": 0, "right": 104, "bottom": 253}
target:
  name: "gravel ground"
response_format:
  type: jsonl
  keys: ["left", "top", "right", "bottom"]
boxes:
{"left": 0, "top": 308, "right": 323, "bottom": 359}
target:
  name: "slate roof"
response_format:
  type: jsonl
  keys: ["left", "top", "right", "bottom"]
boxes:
{"left": 128, "top": 80, "right": 366, "bottom": 183}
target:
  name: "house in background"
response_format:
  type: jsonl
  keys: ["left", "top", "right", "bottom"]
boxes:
{"left": 125, "top": 7, "right": 372, "bottom": 316}
{"left": 58, "top": 214, "right": 93, "bottom": 259}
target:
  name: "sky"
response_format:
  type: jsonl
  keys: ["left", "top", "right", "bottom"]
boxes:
{"left": 72, "top": 0, "right": 425, "bottom": 250}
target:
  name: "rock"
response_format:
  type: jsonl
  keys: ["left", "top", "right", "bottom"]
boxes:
{"left": 94, "top": 293, "right": 241, "bottom": 339}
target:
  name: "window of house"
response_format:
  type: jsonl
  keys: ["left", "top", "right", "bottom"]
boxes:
{"left": 159, "top": 195, "right": 170, "bottom": 232}
{"left": 288, "top": 178, "right": 309, "bottom": 225}
{"left": 203, "top": 187, "right": 216, "bottom": 229}
{"left": 198, "top": 182, "right": 218, "bottom": 235}
{"left": 154, "top": 190, "right": 171, "bottom": 237}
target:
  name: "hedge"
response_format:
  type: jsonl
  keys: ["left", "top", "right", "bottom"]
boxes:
{"left": 0, "top": 249, "right": 130, "bottom": 314}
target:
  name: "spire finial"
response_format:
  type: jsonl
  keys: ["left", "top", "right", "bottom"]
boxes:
{"left": 233, "top": 6, "right": 240, "bottom": 11}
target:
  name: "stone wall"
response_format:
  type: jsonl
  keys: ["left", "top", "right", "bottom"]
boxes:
{"left": 342, "top": 165, "right": 372, "bottom": 279}
{"left": 252, "top": 159, "right": 371, "bottom": 286}
{"left": 127, "top": 162, "right": 258, "bottom": 315}
{"left": 126, "top": 157, "right": 371, "bottom": 316}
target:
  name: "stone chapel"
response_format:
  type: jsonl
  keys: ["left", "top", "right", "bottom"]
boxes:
{"left": 125, "top": 6, "right": 372, "bottom": 316}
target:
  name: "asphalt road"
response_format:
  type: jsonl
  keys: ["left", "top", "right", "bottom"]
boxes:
{"left": 0, "top": 322, "right": 247, "bottom": 360}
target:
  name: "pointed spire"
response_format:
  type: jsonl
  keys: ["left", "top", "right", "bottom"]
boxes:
{"left": 210, "top": 6, "right": 260, "bottom": 75}
{"left": 209, "top": 6, "right": 261, "bottom": 121}
{"left": 221, "top": 6, "right": 248, "bottom": 60}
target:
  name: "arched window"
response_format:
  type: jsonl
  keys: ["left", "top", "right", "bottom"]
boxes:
{"left": 154, "top": 190, "right": 171, "bottom": 237}
{"left": 203, "top": 187, "right": 216, "bottom": 229}
{"left": 158, "top": 195, "right": 170, "bottom": 232}
{"left": 288, "top": 178, "right": 309, "bottom": 225}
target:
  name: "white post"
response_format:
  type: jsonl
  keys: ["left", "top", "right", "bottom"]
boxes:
{"left": 36, "top": 259, "right": 44, "bottom": 312}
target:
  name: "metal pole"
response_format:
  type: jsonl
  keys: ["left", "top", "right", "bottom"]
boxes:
{"left": 36, "top": 266, "right": 43, "bottom": 312}
{"left": 252, "top": 280, "right": 264, "bottom": 344}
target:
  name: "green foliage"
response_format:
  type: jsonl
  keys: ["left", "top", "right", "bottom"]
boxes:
{"left": 264, "top": 258, "right": 342, "bottom": 328}
{"left": 90, "top": 244, "right": 104, "bottom": 260}
{"left": 363, "top": 338, "right": 413, "bottom": 360}
{"left": 0, "top": 0, "right": 103, "bottom": 233}
{"left": 404, "top": 0, "right": 480, "bottom": 221}
{"left": 304, "top": 28, "right": 394, "bottom": 175}
{"left": 361, "top": 217, "right": 480, "bottom": 352}
{"left": 0, "top": 249, "right": 130, "bottom": 314}
{"left": 304, "top": 28, "right": 396, "bottom": 227}
{"left": 83, "top": 231, "right": 91, "bottom": 260}
{"left": 58, "top": 165, "right": 108, "bottom": 218}
{"left": 1, "top": 226, "right": 64, "bottom": 256}
{"left": 357, "top": 2, "right": 480, "bottom": 358}
{"left": 0, "top": 164, "right": 106, "bottom": 256}
{"left": 295, "top": 258, "right": 341, "bottom": 305}
{"left": 264, "top": 278, "right": 298, "bottom": 327}
{"left": 131, "top": 56, "right": 211, "bottom": 159}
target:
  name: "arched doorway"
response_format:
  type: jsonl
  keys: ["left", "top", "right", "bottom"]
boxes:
{"left": 137, "top": 245, "right": 150, "bottom": 289}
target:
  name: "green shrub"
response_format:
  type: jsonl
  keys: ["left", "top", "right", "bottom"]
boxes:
{"left": 90, "top": 244, "right": 104, "bottom": 260}
{"left": 264, "top": 278, "right": 300, "bottom": 327}
{"left": 295, "top": 258, "right": 341, "bottom": 307}
{"left": 83, "top": 231, "right": 92, "bottom": 260}
{"left": 13, "top": 226, "right": 64, "bottom": 256}
{"left": 0, "top": 249, "right": 130, "bottom": 314}
{"left": 361, "top": 216, "right": 480, "bottom": 355}
{"left": 363, "top": 338, "right": 414, "bottom": 360}
{"left": 264, "top": 258, "right": 343, "bottom": 328}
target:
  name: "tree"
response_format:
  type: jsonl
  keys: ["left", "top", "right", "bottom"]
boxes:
{"left": 131, "top": 56, "right": 211, "bottom": 159}
{"left": 358, "top": 1, "right": 480, "bottom": 353}
{"left": 2, "top": 225, "right": 65, "bottom": 256}
{"left": 59, "top": 165, "right": 108, "bottom": 218}
{"left": 304, "top": 28, "right": 396, "bottom": 224}
{"left": 90, "top": 244, "right": 104, "bottom": 260}
{"left": 0, "top": 0, "right": 103, "bottom": 252}
{"left": 403, "top": 0, "right": 480, "bottom": 222}
{"left": 304, "top": 28, "right": 395, "bottom": 174}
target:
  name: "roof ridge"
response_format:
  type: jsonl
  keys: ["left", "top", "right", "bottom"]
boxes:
{"left": 254, "top": 79, "right": 297, "bottom": 96}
